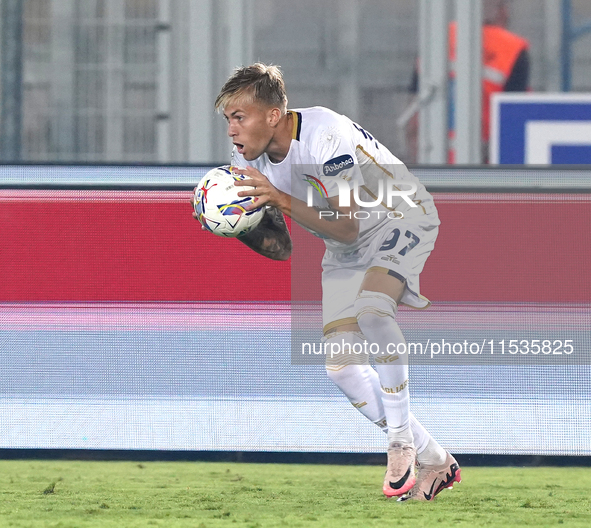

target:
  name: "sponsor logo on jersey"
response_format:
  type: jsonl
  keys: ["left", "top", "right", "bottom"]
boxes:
{"left": 380, "top": 254, "right": 400, "bottom": 264}
{"left": 323, "top": 154, "right": 354, "bottom": 176}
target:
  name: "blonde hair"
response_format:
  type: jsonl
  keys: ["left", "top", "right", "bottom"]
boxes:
{"left": 215, "top": 63, "right": 288, "bottom": 113}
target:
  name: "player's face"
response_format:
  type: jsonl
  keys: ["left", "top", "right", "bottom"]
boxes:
{"left": 223, "top": 100, "right": 276, "bottom": 161}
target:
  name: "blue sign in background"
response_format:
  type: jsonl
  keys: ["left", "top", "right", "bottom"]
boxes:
{"left": 492, "top": 95, "right": 591, "bottom": 164}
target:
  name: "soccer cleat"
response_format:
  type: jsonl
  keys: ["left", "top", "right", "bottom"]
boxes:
{"left": 397, "top": 452, "right": 461, "bottom": 502}
{"left": 382, "top": 442, "right": 417, "bottom": 498}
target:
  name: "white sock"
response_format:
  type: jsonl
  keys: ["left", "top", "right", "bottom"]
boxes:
{"left": 417, "top": 437, "right": 447, "bottom": 466}
{"left": 326, "top": 363, "right": 387, "bottom": 430}
{"left": 326, "top": 343, "right": 443, "bottom": 453}
{"left": 325, "top": 332, "right": 388, "bottom": 430}
{"left": 382, "top": 389, "right": 412, "bottom": 445}
{"left": 410, "top": 413, "right": 431, "bottom": 453}
{"left": 355, "top": 290, "right": 413, "bottom": 445}
{"left": 410, "top": 414, "right": 447, "bottom": 465}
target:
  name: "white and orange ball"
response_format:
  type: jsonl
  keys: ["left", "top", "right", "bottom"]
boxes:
{"left": 193, "top": 166, "right": 264, "bottom": 237}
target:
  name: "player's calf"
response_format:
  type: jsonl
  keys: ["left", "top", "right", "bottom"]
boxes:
{"left": 354, "top": 290, "right": 412, "bottom": 444}
{"left": 325, "top": 331, "right": 388, "bottom": 431}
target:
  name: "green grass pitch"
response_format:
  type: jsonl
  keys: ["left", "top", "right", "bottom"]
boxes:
{"left": 0, "top": 460, "right": 589, "bottom": 528}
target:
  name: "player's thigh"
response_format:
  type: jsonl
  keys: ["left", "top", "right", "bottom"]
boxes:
{"left": 359, "top": 269, "right": 406, "bottom": 304}
{"left": 321, "top": 262, "right": 365, "bottom": 335}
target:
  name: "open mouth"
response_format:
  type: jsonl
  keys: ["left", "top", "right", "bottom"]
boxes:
{"left": 233, "top": 143, "right": 245, "bottom": 154}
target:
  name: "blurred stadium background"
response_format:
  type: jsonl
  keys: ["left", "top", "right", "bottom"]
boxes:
{"left": 1, "top": 0, "right": 590, "bottom": 460}
{"left": 3, "top": 0, "right": 591, "bottom": 164}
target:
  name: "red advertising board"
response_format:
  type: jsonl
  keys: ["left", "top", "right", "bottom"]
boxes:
{"left": 1, "top": 190, "right": 589, "bottom": 302}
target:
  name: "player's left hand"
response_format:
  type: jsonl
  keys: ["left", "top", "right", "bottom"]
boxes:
{"left": 232, "top": 166, "right": 285, "bottom": 211}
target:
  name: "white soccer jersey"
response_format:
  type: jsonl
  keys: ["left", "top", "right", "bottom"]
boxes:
{"left": 231, "top": 106, "right": 438, "bottom": 254}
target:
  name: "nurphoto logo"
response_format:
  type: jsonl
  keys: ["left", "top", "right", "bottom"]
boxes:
{"left": 305, "top": 176, "right": 417, "bottom": 220}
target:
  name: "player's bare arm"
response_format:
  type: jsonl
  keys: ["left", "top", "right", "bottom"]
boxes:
{"left": 236, "top": 206, "right": 292, "bottom": 261}
{"left": 234, "top": 166, "right": 359, "bottom": 245}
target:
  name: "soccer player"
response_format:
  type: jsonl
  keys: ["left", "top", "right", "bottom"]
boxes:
{"left": 204, "top": 63, "right": 460, "bottom": 500}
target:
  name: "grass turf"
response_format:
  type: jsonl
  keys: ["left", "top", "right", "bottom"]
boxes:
{"left": 0, "top": 461, "right": 589, "bottom": 528}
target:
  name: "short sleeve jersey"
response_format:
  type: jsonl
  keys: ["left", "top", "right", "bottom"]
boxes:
{"left": 231, "top": 106, "right": 436, "bottom": 253}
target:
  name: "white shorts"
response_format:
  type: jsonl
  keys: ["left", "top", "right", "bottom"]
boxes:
{"left": 321, "top": 212, "right": 439, "bottom": 334}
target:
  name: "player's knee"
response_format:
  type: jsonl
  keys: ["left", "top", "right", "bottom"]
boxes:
{"left": 354, "top": 290, "right": 398, "bottom": 331}
{"left": 324, "top": 331, "right": 369, "bottom": 383}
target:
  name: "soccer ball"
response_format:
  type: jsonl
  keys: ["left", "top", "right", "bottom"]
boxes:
{"left": 193, "top": 166, "right": 264, "bottom": 237}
